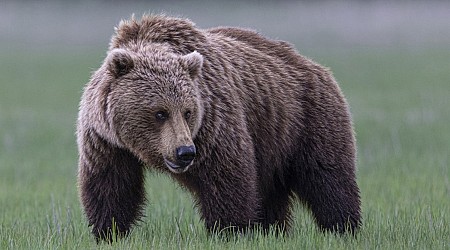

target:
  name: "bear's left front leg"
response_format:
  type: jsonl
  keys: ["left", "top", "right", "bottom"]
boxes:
{"left": 198, "top": 167, "right": 260, "bottom": 233}
{"left": 183, "top": 143, "right": 260, "bottom": 233}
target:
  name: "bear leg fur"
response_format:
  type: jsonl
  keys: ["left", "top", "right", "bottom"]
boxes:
{"left": 78, "top": 129, "right": 146, "bottom": 242}
{"left": 259, "top": 181, "right": 293, "bottom": 233}
{"left": 174, "top": 132, "right": 261, "bottom": 234}
{"left": 293, "top": 156, "right": 361, "bottom": 234}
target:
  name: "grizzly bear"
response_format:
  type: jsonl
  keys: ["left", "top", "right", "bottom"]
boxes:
{"left": 77, "top": 14, "right": 361, "bottom": 241}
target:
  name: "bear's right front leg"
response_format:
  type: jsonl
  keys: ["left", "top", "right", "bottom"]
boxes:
{"left": 78, "top": 129, "right": 145, "bottom": 242}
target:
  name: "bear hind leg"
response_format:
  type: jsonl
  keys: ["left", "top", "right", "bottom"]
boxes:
{"left": 293, "top": 161, "right": 361, "bottom": 234}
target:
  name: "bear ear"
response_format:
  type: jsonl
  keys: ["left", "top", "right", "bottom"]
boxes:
{"left": 106, "top": 48, "right": 135, "bottom": 78}
{"left": 181, "top": 51, "right": 203, "bottom": 79}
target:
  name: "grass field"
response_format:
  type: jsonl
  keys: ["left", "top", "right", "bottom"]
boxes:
{"left": 0, "top": 45, "right": 449, "bottom": 249}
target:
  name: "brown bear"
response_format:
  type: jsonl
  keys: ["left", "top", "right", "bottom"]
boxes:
{"left": 77, "top": 14, "right": 361, "bottom": 241}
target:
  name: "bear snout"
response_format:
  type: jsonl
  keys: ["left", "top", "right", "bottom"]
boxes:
{"left": 163, "top": 145, "right": 196, "bottom": 173}
{"left": 176, "top": 145, "right": 196, "bottom": 167}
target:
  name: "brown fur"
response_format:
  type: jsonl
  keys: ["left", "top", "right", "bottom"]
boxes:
{"left": 77, "top": 15, "right": 361, "bottom": 241}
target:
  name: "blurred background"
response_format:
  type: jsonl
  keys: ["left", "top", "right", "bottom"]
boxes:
{"left": 2, "top": 1, "right": 450, "bottom": 51}
{"left": 0, "top": 0, "right": 449, "bottom": 248}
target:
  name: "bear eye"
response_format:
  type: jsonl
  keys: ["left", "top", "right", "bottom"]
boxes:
{"left": 184, "top": 110, "right": 192, "bottom": 120}
{"left": 155, "top": 111, "right": 169, "bottom": 121}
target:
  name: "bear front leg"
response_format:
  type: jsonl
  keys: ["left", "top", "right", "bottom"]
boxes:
{"left": 183, "top": 143, "right": 260, "bottom": 234}
{"left": 78, "top": 129, "right": 145, "bottom": 242}
{"left": 197, "top": 170, "right": 260, "bottom": 234}
{"left": 259, "top": 183, "right": 293, "bottom": 233}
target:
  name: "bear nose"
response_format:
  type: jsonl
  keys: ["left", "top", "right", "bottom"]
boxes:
{"left": 176, "top": 145, "right": 196, "bottom": 167}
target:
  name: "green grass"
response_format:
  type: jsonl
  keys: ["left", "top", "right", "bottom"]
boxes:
{"left": 0, "top": 47, "right": 449, "bottom": 249}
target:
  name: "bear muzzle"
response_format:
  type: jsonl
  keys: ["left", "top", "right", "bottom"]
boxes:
{"left": 164, "top": 145, "right": 196, "bottom": 173}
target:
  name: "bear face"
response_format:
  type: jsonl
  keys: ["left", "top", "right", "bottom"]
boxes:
{"left": 105, "top": 48, "right": 204, "bottom": 173}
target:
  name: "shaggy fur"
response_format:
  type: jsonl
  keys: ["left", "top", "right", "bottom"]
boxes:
{"left": 77, "top": 15, "right": 361, "bottom": 241}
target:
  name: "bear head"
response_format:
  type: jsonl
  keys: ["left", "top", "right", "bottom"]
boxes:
{"left": 103, "top": 47, "right": 204, "bottom": 173}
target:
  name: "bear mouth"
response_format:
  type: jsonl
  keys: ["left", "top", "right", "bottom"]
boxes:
{"left": 163, "top": 157, "right": 191, "bottom": 174}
